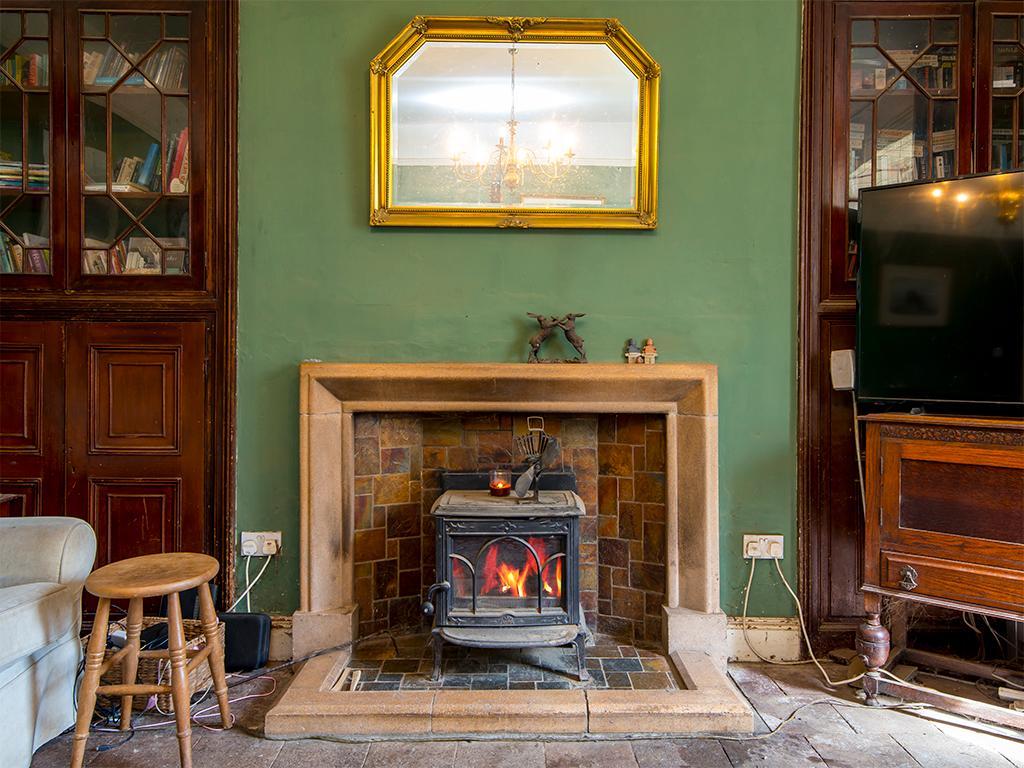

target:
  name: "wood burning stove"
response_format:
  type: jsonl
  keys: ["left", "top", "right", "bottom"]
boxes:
{"left": 423, "top": 490, "right": 589, "bottom": 682}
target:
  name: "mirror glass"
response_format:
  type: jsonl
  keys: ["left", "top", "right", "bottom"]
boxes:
{"left": 390, "top": 41, "right": 640, "bottom": 209}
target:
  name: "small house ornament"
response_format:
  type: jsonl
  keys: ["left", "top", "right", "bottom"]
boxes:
{"left": 624, "top": 338, "right": 642, "bottom": 364}
{"left": 624, "top": 337, "right": 658, "bottom": 364}
{"left": 642, "top": 338, "right": 658, "bottom": 364}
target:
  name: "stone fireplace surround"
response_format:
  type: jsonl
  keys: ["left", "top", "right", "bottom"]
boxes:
{"left": 266, "top": 363, "right": 751, "bottom": 737}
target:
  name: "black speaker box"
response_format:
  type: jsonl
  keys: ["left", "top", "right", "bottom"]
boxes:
{"left": 217, "top": 611, "right": 271, "bottom": 672}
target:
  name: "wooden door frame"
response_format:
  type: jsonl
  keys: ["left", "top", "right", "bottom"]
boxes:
{"left": 207, "top": 0, "right": 240, "bottom": 606}
{"left": 799, "top": 0, "right": 849, "bottom": 650}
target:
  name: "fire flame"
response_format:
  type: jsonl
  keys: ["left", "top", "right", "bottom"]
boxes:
{"left": 480, "top": 537, "right": 562, "bottom": 599}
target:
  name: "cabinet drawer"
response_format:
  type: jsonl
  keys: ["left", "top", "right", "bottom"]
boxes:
{"left": 878, "top": 439, "right": 1024, "bottom": 568}
{"left": 880, "top": 551, "right": 1024, "bottom": 613}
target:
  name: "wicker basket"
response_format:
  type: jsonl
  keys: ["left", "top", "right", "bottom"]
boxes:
{"left": 86, "top": 616, "right": 225, "bottom": 713}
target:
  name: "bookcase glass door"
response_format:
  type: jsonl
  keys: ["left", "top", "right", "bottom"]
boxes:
{"left": 989, "top": 13, "right": 1023, "bottom": 169}
{"left": 0, "top": 8, "right": 52, "bottom": 275}
{"left": 842, "top": 13, "right": 969, "bottom": 283}
{"left": 79, "top": 11, "right": 189, "bottom": 276}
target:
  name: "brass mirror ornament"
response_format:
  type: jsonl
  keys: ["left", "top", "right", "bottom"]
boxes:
{"left": 370, "top": 16, "right": 660, "bottom": 229}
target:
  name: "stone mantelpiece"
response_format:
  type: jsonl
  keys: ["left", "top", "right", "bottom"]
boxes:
{"left": 294, "top": 363, "right": 724, "bottom": 663}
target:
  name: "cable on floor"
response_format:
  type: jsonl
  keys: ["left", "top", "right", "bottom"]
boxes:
{"left": 741, "top": 556, "right": 865, "bottom": 687}
{"left": 716, "top": 697, "right": 932, "bottom": 742}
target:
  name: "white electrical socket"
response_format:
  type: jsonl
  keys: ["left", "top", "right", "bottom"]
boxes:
{"left": 240, "top": 531, "right": 282, "bottom": 557}
{"left": 742, "top": 534, "right": 785, "bottom": 559}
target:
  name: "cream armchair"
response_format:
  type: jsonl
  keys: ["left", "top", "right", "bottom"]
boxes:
{"left": 0, "top": 517, "right": 96, "bottom": 767}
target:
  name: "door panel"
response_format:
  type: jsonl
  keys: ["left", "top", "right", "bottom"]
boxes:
{"left": 90, "top": 344, "right": 182, "bottom": 453}
{"left": 0, "top": 320, "right": 63, "bottom": 516}
{"left": 90, "top": 478, "right": 181, "bottom": 562}
{"left": 66, "top": 321, "right": 205, "bottom": 566}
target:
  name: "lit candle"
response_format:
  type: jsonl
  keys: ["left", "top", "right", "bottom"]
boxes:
{"left": 489, "top": 469, "right": 511, "bottom": 497}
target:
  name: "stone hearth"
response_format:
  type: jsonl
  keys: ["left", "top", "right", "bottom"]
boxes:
{"left": 267, "top": 363, "right": 751, "bottom": 738}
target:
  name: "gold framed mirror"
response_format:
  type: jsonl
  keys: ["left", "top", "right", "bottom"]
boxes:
{"left": 370, "top": 16, "right": 660, "bottom": 229}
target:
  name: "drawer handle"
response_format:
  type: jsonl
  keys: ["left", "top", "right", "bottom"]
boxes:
{"left": 898, "top": 565, "right": 918, "bottom": 591}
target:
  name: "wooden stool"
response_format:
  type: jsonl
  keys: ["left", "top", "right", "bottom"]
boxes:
{"left": 71, "top": 553, "right": 231, "bottom": 768}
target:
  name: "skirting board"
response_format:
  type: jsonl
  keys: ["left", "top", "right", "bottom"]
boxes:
{"left": 726, "top": 617, "right": 802, "bottom": 662}
{"left": 269, "top": 615, "right": 802, "bottom": 664}
{"left": 270, "top": 616, "right": 293, "bottom": 661}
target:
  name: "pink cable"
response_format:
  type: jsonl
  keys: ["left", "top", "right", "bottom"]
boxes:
{"left": 92, "top": 674, "right": 277, "bottom": 734}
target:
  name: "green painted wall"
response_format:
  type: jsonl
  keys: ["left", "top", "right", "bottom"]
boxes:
{"left": 237, "top": 0, "right": 801, "bottom": 617}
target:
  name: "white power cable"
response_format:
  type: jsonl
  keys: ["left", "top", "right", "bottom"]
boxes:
{"left": 850, "top": 392, "right": 867, "bottom": 519}
{"left": 741, "top": 556, "right": 864, "bottom": 686}
{"left": 245, "top": 554, "right": 252, "bottom": 612}
{"left": 228, "top": 554, "right": 271, "bottom": 613}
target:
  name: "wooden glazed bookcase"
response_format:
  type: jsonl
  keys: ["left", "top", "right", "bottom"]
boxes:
{"left": 0, "top": 1, "right": 237, "bottom": 601}
{"left": 799, "top": 0, "right": 1023, "bottom": 649}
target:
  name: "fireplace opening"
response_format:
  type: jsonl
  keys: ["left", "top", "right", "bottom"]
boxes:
{"left": 351, "top": 412, "right": 669, "bottom": 661}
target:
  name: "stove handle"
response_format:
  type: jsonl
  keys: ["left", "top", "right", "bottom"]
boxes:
{"left": 422, "top": 581, "right": 451, "bottom": 617}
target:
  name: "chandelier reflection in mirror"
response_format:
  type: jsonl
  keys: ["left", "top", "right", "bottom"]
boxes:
{"left": 448, "top": 43, "right": 578, "bottom": 201}
{"left": 370, "top": 16, "right": 660, "bottom": 228}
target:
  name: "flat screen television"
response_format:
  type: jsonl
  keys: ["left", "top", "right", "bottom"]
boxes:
{"left": 856, "top": 170, "right": 1024, "bottom": 411}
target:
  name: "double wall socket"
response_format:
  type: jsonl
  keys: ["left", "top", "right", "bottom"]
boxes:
{"left": 742, "top": 534, "right": 785, "bottom": 559}
{"left": 240, "top": 531, "right": 281, "bottom": 557}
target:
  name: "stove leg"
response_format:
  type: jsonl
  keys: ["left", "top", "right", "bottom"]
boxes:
{"left": 573, "top": 633, "right": 589, "bottom": 682}
{"left": 430, "top": 631, "right": 443, "bottom": 683}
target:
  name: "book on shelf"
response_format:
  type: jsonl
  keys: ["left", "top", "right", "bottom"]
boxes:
{"left": 3, "top": 52, "right": 47, "bottom": 87}
{"left": 122, "top": 237, "right": 161, "bottom": 274}
{"left": 0, "top": 236, "right": 18, "bottom": 273}
{"left": 25, "top": 248, "right": 50, "bottom": 273}
{"left": 145, "top": 45, "right": 188, "bottom": 90}
{"left": 994, "top": 142, "right": 1012, "bottom": 170}
{"left": 83, "top": 249, "right": 108, "bottom": 275}
{"left": 992, "top": 63, "right": 1022, "bottom": 89}
{"left": 83, "top": 45, "right": 150, "bottom": 88}
{"left": 114, "top": 155, "right": 143, "bottom": 184}
{"left": 162, "top": 237, "right": 187, "bottom": 275}
{"left": 0, "top": 160, "right": 50, "bottom": 190}
{"left": 83, "top": 150, "right": 163, "bottom": 193}
{"left": 136, "top": 143, "right": 161, "bottom": 189}
{"left": 167, "top": 128, "right": 189, "bottom": 193}
{"left": 849, "top": 122, "right": 865, "bottom": 150}
{"left": 0, "top": 236, "right": 25, "bottom": 273}
{"left": 888, "top": 50, "right": 918, "bottom": 69}
{"left": 84, "top": 182, "right": 153, "bottom": 193}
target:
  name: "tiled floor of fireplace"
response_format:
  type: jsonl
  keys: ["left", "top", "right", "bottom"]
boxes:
{"left": 348, "top": 633, "right": 678, "bottom": 692}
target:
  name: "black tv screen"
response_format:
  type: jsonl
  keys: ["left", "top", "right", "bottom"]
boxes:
{"left": 857, "top": 170, "right": 1024, "bottom": 409}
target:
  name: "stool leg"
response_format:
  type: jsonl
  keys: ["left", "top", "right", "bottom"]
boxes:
{"left": 71, "top": 598, "right": 111, "bottom": 768}
{"left": 197, "top": 581, "right": 232, "bottom": 728}
{"left": 119, "top": 597, "right": 143, "bottom": 730}
{"left": 166, "top": 592, "right": 194, "bottom": 768}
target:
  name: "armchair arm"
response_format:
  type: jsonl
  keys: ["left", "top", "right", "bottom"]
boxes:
{"left": 0, "top": 517, "right": 97, "bottom": 589}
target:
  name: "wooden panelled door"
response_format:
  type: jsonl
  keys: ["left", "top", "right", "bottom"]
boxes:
{"left": 1, "top": 2, "right": 237, "bottom": 599}
{"left": 65, "top": 322, "right": 206, "bottom": 566}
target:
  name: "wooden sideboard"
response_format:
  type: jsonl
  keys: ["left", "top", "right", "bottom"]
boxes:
{"left": 854, "top": 412, "right": 1024, "bottom": 723}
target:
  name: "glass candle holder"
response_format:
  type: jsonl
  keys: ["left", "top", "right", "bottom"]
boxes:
{"left": 489, "top": 469, "right": 512, "bottom": 496}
